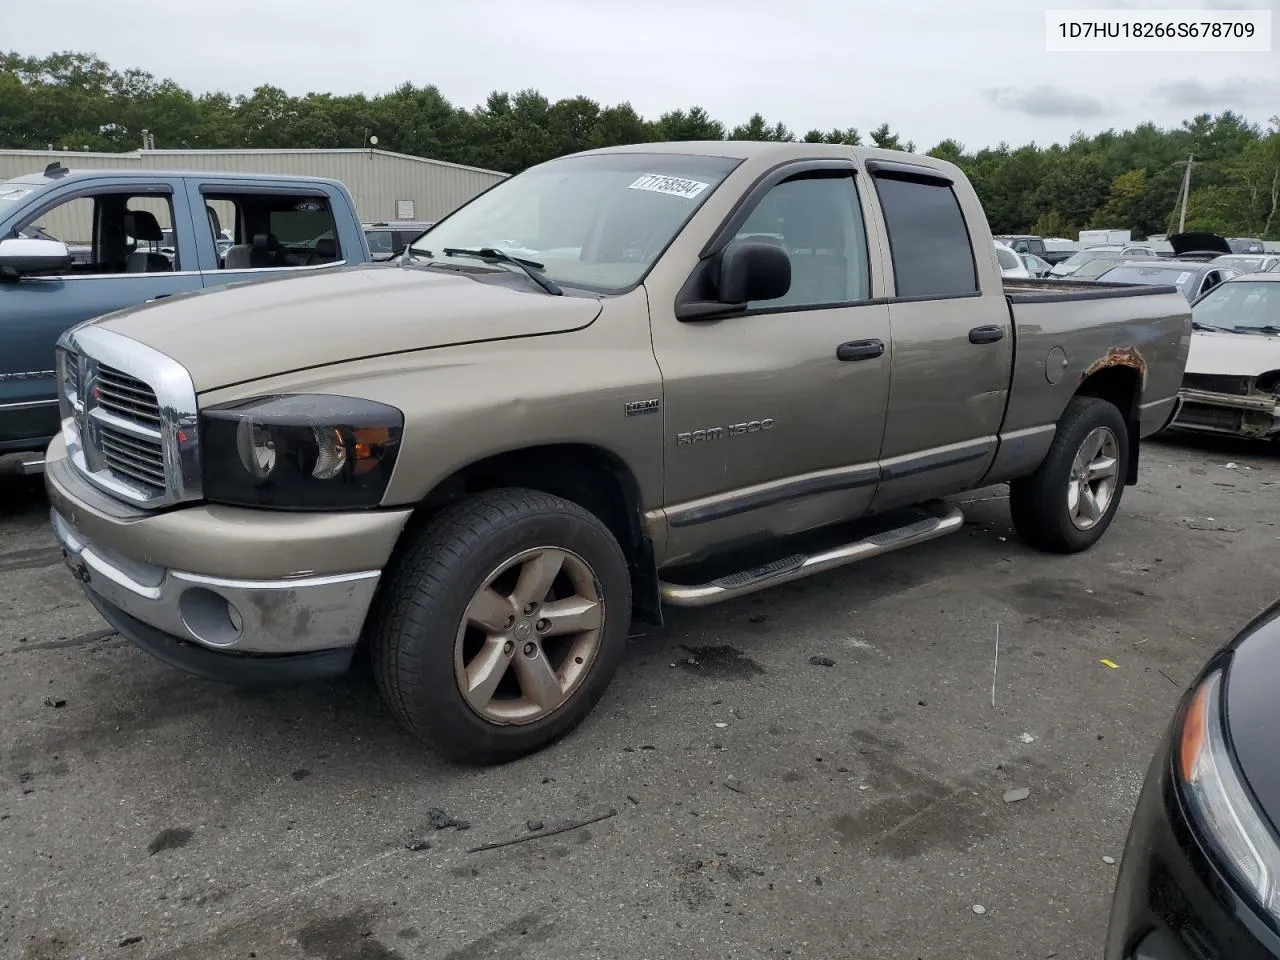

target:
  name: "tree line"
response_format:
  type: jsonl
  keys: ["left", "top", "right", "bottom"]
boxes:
{"left": 2, "top": 52, "right": 1277, "bottom": 239}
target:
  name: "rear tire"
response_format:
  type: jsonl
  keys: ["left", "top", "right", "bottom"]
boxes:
{"left": 367, "top": 488, "right": 632, "bottom": 764}
{"left": 1010, "top": 397, "right": 1130, "bottom": 554}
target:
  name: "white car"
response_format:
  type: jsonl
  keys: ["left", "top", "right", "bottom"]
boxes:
{"left": 1213, "top": 253, "right": 1280, "bottom": 275}
{"left": 995, "top": 241, "right": 1031, "bottom": 278}
{"left": 1170, "top": 273, "right": 1280, "bottom": 440}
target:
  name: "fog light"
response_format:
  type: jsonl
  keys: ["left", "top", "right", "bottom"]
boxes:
{"left": 178, "top": 588, "right": 244, "bottom": 648}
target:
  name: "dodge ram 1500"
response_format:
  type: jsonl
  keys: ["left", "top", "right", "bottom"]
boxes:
{"left": 45, "top": 141, "right": 1192, "bottom": 762}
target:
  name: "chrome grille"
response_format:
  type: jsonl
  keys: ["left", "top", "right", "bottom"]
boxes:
{"left": 65, "top": 356, "right": 81, "bottom": 399}
{"left": 98, "top": 423, "right": 167, "bottom": 490}
{"left": 94, "top": 365, "right": 163, "bottom": 428}
{"left": 55, "top": 326, "right": 203, "bottom": 509}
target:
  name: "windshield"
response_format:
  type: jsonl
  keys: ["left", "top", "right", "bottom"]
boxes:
{"left": 0, "top": 181, "right": 37, "bottom": 222}
{"left": 1074, "top": 255, "right": 1130, "bottom": 279}
{"left": 1061, "top": 249, "right": 1120, "bottom": 269}
{"left": 1192, "top": 281, "right": 1280, "bottom": 334}
{"left": 1099, "top": 264, "right": 1199, "bottom": 296}
{"left": 1216, "top": 255, "right": 1268, "bottom": 272}
{"left": 410, "top": 152, "right": 740, "bottom": 292}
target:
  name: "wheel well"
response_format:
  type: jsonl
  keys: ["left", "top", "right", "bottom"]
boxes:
{"left": 1075, "top": 365, "right": 1142, "bottom": 484}
{"left": 404, "top": 444, "right": 662, "bottom": 625}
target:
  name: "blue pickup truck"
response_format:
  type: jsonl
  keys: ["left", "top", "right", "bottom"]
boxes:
{"left": 0, "top": 162, "right": 371, "bottom": 470}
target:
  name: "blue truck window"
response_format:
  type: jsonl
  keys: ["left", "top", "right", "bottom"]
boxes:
{"left": 18, "top": 191, "right": 181, "bottom": 275}
{"left": 205, "top": 192, "right": 343, "bottom": 270}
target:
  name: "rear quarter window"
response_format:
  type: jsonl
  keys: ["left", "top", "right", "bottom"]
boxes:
{"left": 873, "top": 175, "right": 978, "bottom": 298}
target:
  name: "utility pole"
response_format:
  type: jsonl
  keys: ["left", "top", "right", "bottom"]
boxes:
{"left": 1173, "top": 154, "right": 1195, "bottom": 233}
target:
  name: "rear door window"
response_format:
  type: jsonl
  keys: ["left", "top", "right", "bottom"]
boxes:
{"left": 202, "top": 191, "right": 342, "bottom": 270}
{"left": 873, "top": 175, "right": 978, "bottom": 299}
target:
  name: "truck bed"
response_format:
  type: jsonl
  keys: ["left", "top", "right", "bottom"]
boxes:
{"left": 999, "top": 277, "right": 1192, "bottom": 449}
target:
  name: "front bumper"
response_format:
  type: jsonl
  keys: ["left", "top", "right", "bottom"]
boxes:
{"left": 44, "top": 436, "right": 412, "bottom": 680}
{"left": 1172, "top": 387, "right": 1280, "bottom": 439}
{"left": 1105, "top": 723, "right": 1280, "bottom": 960}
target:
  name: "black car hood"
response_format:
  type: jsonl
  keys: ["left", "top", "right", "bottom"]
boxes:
{"left": 1225, "top": 601, "right": 1280, "bottom": 835}
{"left": 1170, "top": 231, "right": 1232, "bottom": 256}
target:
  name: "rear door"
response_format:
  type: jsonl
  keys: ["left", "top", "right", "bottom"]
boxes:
{"left": 0, "top": 178, "right": 202, "bottom": 451}
{"left": 865, "top": 161, "right": 1014, "bottom": 512}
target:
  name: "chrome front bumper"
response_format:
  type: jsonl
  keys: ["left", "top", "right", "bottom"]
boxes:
{"left": 52, "top": 509, "right": 381, "bottom": 656}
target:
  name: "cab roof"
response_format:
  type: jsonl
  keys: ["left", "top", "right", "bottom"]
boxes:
{"left": 4, "top": 166, "right": 344, "bottom": 189}
{"left": 559, "top": 140, "right": 963, "bottom": 177}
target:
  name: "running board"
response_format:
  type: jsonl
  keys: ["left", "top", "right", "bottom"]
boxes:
{"left": 18, "top": 457, "right": 46, "bottom": 476}
{"left": 658, "top": 501, "right": 966, "bottom": 607}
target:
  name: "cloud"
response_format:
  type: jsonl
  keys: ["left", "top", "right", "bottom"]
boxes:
{"left": 1151, "top": 78, "right": 1280, "bottom": 109}
{"left": 985, "top": 85, "right": 1110, "bottom": 119}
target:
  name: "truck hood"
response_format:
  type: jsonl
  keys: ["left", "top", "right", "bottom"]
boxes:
{"left": 87, "top": 264, "right": 603, "bottom": 392}
{"left": 1186, "top": 330, "right": 1280, "bottom": 377}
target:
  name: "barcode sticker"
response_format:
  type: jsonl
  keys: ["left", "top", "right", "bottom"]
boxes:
{"left": 627, "top": 174, "right": 710, "bottom": 200}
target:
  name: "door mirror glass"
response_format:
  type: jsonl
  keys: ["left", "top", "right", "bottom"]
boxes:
{"left": 717, "top": 238, "right": 791, "bottom": 304}
{"left": 0, "top": 236, "right": 72, "bottom": 276}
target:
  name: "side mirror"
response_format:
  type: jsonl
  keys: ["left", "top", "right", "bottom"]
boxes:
{"left": 717, "top": 239, "right": 791, "bottom": 304}
{"left": 674, "top": 238, "right": 792, "bottom": 321}
{"left": 0, "top": 236, "right": 72, "bottom": 278}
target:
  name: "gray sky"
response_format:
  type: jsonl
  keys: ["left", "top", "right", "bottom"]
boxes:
{"left": 6, "top": 0, "right": 1278, "bottom": 151}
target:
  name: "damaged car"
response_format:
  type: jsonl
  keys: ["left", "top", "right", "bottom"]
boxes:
{"left": 1170, "top": 273, "right": 1280, "bottom": 440}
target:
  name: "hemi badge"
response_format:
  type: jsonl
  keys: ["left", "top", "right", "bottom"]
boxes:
{"left": 625, "top": 399, "right": 661, "bottom": 417}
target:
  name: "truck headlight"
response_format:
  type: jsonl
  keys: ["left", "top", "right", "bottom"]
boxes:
{"left": 1178, "top": 666, "right": 1280, "bottom": 919}
{"left": 201, "top": 395, "right": 403, "bottom": 509}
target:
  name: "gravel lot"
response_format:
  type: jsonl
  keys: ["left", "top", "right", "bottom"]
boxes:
{"left": 2, "top": 434, "right": 1277, "bottom": 960}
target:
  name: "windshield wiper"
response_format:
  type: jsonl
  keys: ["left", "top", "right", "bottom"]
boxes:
{"left": 1192, "top": 320, "right": 1232, "bottom": 332}
{"left": 442, "top": 247, "right": 563, "bottom": 296}
{"left": 1234, "top": 324, "right": 1280, "bottom": 336}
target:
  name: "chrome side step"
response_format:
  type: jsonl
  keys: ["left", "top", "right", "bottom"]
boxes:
{"left": 658, "top": 501, "right": 966, "bottom": 607}
{"left": 18, "top": 457, "right": 46, "bottom": 476}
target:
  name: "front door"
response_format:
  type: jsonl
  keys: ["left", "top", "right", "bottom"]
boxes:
{"left": 1, "top": 183, "right": 203, "bottom": 451}
{"left": 651, "top": 168, "right": 893, "bottom": 566}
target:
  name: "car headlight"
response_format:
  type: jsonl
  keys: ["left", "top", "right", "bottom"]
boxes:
{"left": 1178, "top": 666, "right": 1280, "bottom": 918}
{"left": 201, "top": 395, "right": 403, "bottom": 510}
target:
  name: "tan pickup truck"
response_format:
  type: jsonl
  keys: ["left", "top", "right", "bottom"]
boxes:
{"left": 45, "top": 141, "right": 1191, "bottom": 762}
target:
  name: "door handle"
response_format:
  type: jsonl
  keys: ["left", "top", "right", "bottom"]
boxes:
{"left": 145, "top": 294, "right": 172, "bottom": 303}
{"left": 968, "top": 325, "right": 1005, "bottom": 345}
{"left": 836, "top": 339, "right": 885, "bottom": 361}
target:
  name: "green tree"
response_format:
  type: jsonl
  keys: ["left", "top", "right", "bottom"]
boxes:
{"left": 0, "top": 50, "right": 1274, "bottom": 237}
{"left": 730, "top": 113, "right": 793, "bottom": 142}
{"left": 1092, "top": 169, "right": 1148, "bottom": 232}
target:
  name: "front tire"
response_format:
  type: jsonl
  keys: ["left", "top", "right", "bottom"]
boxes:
{"left": 1010, "top": 396, "right": 1130, "bottom": 554}
{"left": 367, "top": 488, "right": 632, "bottom": 764}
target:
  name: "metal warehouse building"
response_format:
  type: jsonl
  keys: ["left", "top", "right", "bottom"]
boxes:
{"left": 0, "top": 147, "right": 508, "bottom": 226}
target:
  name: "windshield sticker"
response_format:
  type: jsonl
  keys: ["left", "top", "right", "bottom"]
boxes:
{"left": 1176, "top": 272, "right": 1192, "bottom": 285}
{"left": 627, "top": 174, "right": 711, "bottom": 200}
